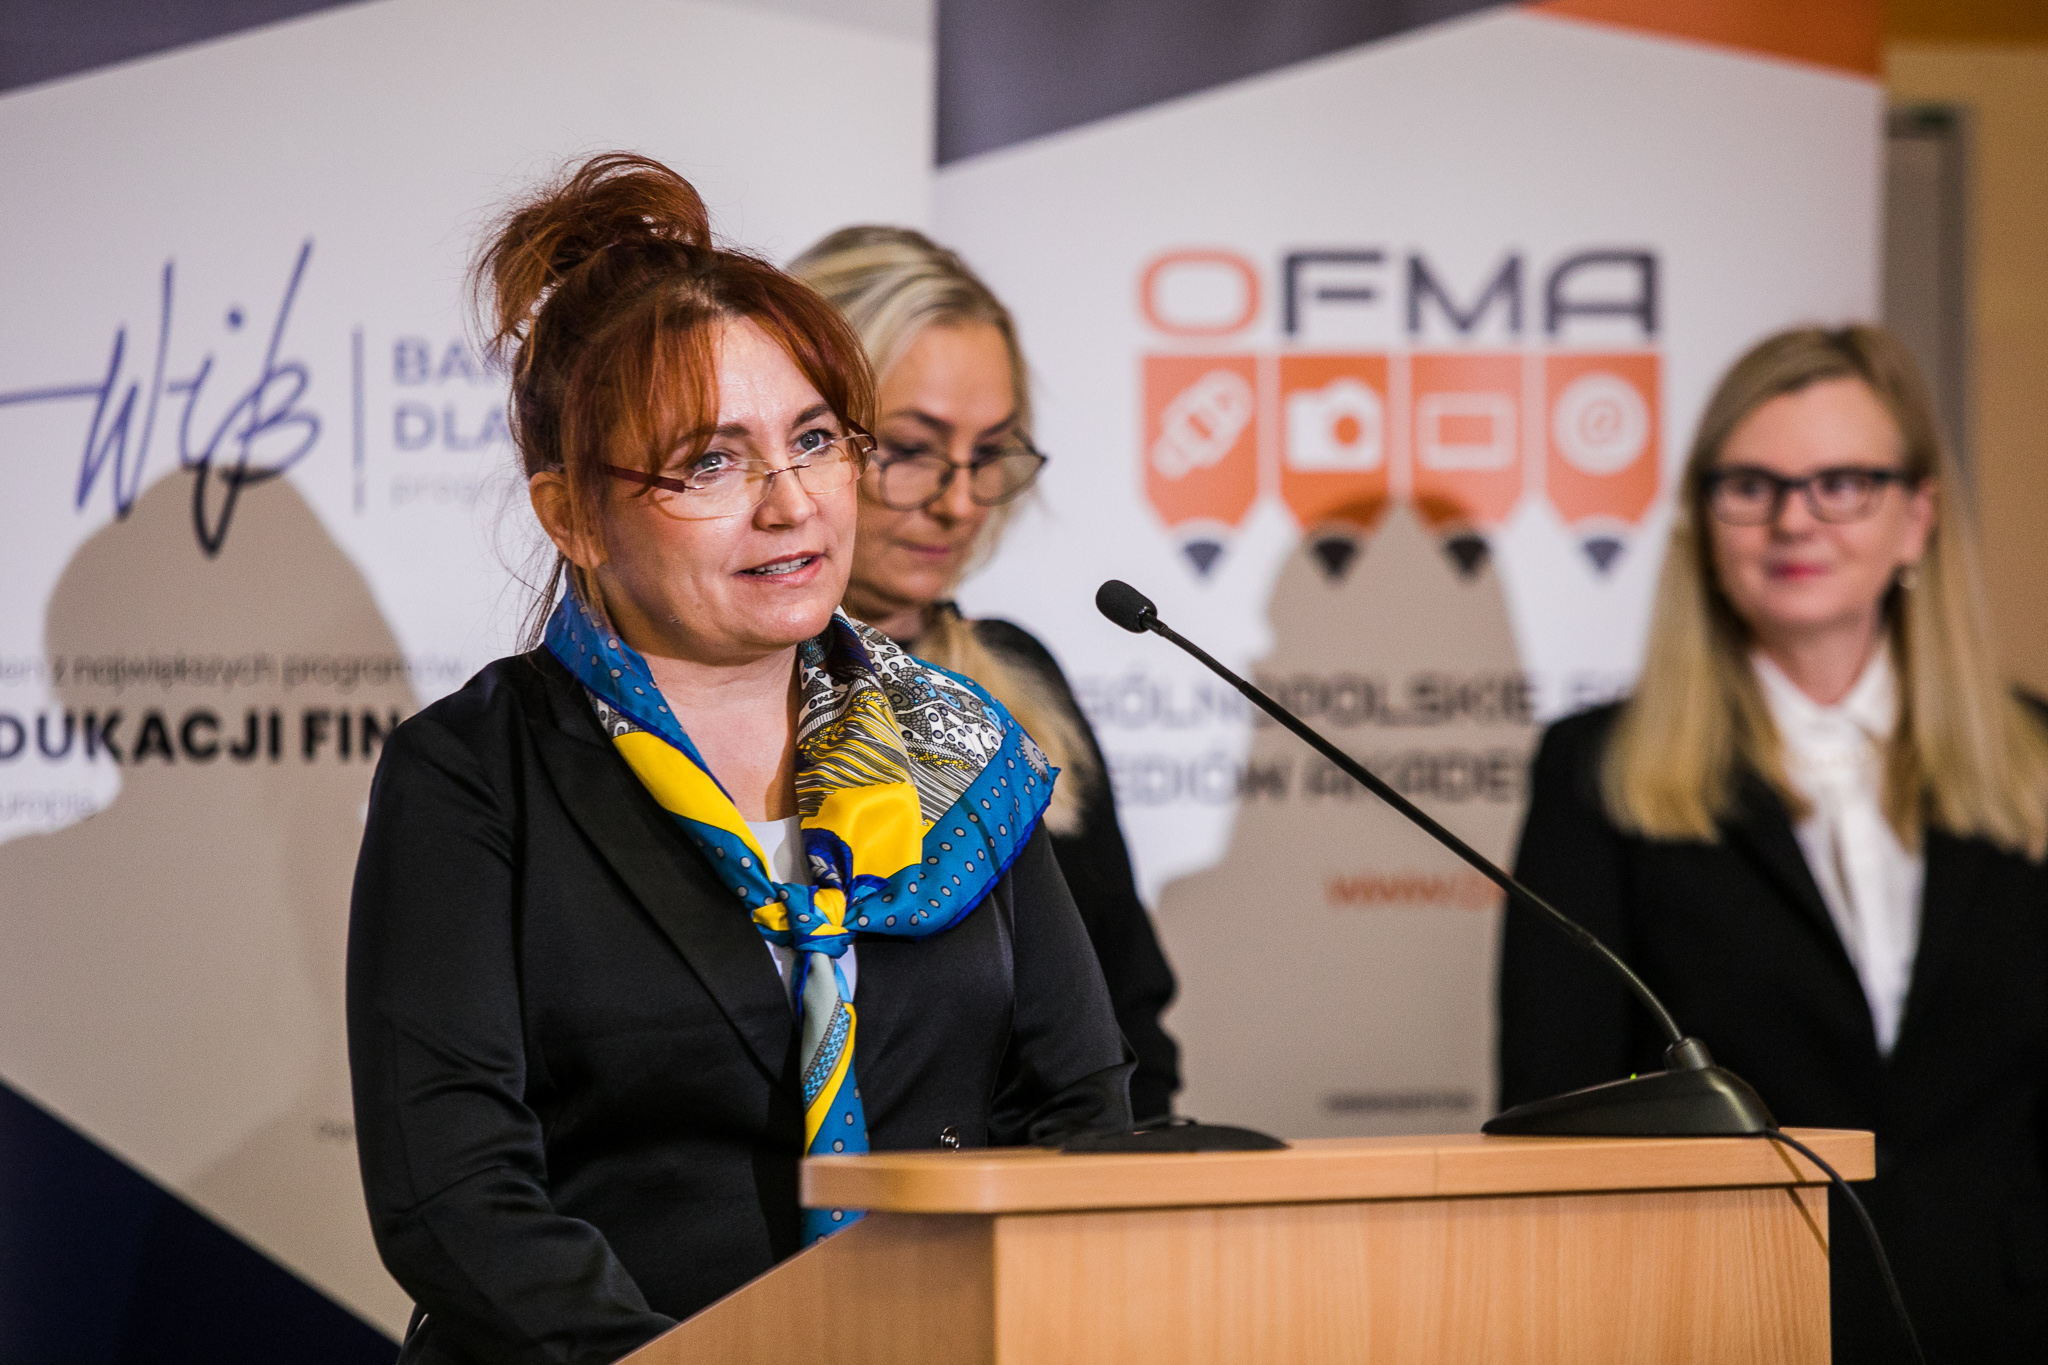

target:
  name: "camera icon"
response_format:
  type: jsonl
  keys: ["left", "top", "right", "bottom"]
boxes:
{"left": 1284, "top": 377, "right": 1384, "bottom": 472}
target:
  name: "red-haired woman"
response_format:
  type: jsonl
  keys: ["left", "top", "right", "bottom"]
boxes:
{"left": 346, "top": 154, "right": 1130, "bottom": 1365}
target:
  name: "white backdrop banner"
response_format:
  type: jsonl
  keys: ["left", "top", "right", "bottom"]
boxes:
{"left": 0, "top": 0, "right": 1884, "bottom": 1341}
{"left": 939, "top": 6, "right": 1881, "bottom": 1138}
{"left": 0, "top": 0, "right": 929, "bottom": 1334}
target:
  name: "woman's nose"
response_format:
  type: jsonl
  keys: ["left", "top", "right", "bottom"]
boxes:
{"left": 755, "top": 465, "right": 818, "bottom": 526}
{"left": 1770, "top": 483, "right": 1818, "bottom": 535}
{"left": 931, "top": 458, "right": 978, "bottom": 524}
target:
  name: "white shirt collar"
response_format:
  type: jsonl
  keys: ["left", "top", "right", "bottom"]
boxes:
{"left": 1752, "top": 641, "right": 1921, "bottom": 1057}
{"left": 1753, "top": 643, "right": 1897, "bottom": 754}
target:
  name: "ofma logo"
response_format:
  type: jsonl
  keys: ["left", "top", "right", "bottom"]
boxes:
{"left": 1138, "top": 247, "right": 1661, "bottom": 579}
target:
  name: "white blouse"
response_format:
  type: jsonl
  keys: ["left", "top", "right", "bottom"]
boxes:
{"left": 745, "top": 815, "right": 856, "bottom": 1012}
{"left": 1754, "top": 648, "right": 1923, "bottom": 1055}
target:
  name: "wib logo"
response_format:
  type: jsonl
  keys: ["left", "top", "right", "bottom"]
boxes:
{"left": 1139, "top": 247, "right": 1660, "bottom": 579}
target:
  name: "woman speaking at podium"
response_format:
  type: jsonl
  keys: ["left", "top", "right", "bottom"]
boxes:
{"left": 789, "top": 227, "right": 1182, "bottom": 1122}
{"left": 346, "top": 154, "right": 1129, "bottom": 1365}
{"left": 1500, "top": 326, "right": 2048, "bottom": 1363}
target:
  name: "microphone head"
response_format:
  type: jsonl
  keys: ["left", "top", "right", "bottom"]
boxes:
{"left": 1096, "top": 580, "right": 1158, "bottom": 634}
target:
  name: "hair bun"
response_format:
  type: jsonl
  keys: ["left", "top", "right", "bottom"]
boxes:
{"left": 476, "top": 151, "right": 712, "bottom": 361}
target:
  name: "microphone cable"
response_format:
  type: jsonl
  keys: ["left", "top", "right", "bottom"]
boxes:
{"left": 1750, "top": 1128, "right": 1925, "bottom": 1365}
{"left": 1099, "top": 578, "right": 1928, "bottom": 1359}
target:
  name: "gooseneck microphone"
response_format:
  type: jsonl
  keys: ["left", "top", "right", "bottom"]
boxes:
{"left": 1095, "top": 578, "right": 1769, "bottom": 1137}
{"left": 1095, "top": 580, "right": 1927, "bottom": 1362}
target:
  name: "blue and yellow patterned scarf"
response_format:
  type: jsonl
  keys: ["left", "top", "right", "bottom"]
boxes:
{"left": 545, "top": 593, "right": 1053, "bottom": 1242}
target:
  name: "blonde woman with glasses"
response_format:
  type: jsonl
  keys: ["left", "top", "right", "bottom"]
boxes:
{"left": 791, "top": 227, "right": 1180, "bottom": 1121}
{"left": 1499, "top": 325, "right": 2048, "bottom": 1364}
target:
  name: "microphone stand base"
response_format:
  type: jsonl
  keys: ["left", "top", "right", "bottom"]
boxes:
{"left": 1062, "top": 1119, "right": 1289, "bottom": 1153}
{"left": 1482, "top": 1065, "right": 1775, "bottom": 1137}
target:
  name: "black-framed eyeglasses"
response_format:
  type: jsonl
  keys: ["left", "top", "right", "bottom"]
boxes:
{"left": 603, "top": 432, "right": 875, "bottom": 521}
{"left": 867, "top": 437, "right": 1048, "bottom": 512}
{"left": 1702, "top": 465, "right": 1917, "bottom": 526}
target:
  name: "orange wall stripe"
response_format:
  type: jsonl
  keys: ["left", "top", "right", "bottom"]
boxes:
{"left": 1528, "top": 0, "right": 1882, "bottom": 77}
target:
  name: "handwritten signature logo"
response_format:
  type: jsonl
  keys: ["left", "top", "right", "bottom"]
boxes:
{"left": 0, "top": 240, "right": 320, "bottom": 555}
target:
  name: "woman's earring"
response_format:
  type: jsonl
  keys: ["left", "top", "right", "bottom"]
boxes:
{"left": 1896, "top": 562, "right": 1920, "bottom": 591}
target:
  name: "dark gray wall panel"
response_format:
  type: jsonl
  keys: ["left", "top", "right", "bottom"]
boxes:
{"left": 937, "top": 0, "right": 1507, "bottom": 165}
{"left": 0, "top": 0, "right": 365, "bottom": 95}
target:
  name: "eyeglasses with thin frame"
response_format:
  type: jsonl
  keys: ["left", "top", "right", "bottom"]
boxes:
{"left": 866, "top": 436, "right": 1048, "bottom": 513}
{"left": 603, "top": 431, "right": 875, "bottom": 521}
{"left": 1702, "top": 464, "right": 1917, "bottom": 527}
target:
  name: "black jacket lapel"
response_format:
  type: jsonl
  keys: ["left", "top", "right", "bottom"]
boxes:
{"left": 513, "top": 652, "right": 795, "bottom": 1081}
{"left": 1721, "top": 771, "right": 1861, "bottom": 979}
{"left": 1893, "top": 830, "right": 1986, "bottom": 1059}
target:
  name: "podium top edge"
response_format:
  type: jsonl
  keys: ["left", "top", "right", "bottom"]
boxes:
{"left": 800, "top": 1128, "right": 1873, "bottom": 1214}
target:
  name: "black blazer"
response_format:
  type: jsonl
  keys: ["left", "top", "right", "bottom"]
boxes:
{"left": 347, "top": 651, "right": 1131, "bottom": 1365}
{"left": 1500, "top": 704, "right": 2048, "bottom": 1365}
{"left": 974, "top": 619, "right": 1181, "bottom": 1120}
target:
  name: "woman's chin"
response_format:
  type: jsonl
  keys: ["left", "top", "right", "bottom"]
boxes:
{"left": 775, "top": 598, "right": 846, "bottom": 644}
{"left": 886, "top": 548, "right": 963, "bottom": 596}
{"left": 1746, "top": 599, "right": 1887, "bottom": 645}
{"left": 698, "top": 587, "right": 846, "bottom": 655}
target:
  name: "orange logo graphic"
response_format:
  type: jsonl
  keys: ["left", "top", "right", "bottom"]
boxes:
{"left": 1141, "top": 346, "right": 1660, "bottom": 578}
{"left": 1409, "top": 353, "right": 1524, "bottom": 534}
{"left": 1143, "top": 354, "right": 1259, "bottom": 574}
{"left": 1278, "top": 354, "right": 1391, "bottom": 580}
{"left": 1140, "top": 250, "right": 1261, "bottom": 337}
{"left": 1135, "top": 244, "right": 1667, "bottom": 581}
{"left": 1544, "top": 352, "right": 1659, "bottom": 571}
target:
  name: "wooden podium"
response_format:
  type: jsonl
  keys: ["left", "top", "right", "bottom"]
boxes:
{"left": 623, "top": 1129, "right": 1871, "bottom": 1364}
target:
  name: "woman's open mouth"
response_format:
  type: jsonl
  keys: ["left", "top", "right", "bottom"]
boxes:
{"left": 741, "top": 553, "right": 821, "bottom": 579}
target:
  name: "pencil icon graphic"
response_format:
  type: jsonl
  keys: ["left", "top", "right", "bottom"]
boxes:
{"left": 1278, "top": 354, "right": 1391, "bottom": 581}
{"left": 1409, "top": 352, "right": 1525, "bottom": 577}
{"left": 1544, "top": 353, "right": 1659, "bottom": 572}
{"left": 1144, "top": 354, "right": 1259, "bottom": 575}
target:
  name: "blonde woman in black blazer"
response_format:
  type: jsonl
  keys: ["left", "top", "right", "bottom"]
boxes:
{"left": 1500, "top": 327, "right": 2048, "bottom": 1365}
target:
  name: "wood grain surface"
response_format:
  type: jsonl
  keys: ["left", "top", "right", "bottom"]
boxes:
{"left": 986, "top": 1183, "right": 1831, "bottom": 1363}
{"left": 802, "top": 1128, "right": 1871, "bottom": 1213}
{"left": 621, "top": 1213, "right": 993, "bottom": 1365}
{"left": 624, "top": 1131, "right": 1861, "bottom": 1364}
